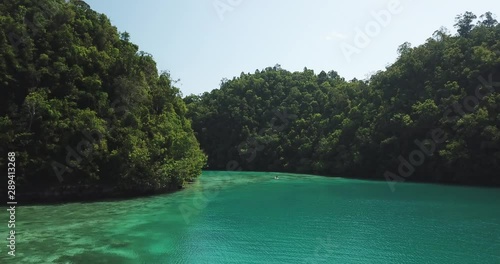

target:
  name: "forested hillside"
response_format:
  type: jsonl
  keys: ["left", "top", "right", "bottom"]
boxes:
{"left": 0, "top": 0, "right": 206, "bottom": 199}
{"left": 186, "top": 12, "right": 500, "bottom": 186}
{"left": 1, "top": 0, "right": 499, "bottom": 203}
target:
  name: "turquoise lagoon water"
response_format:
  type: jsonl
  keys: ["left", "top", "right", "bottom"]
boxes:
{"left": 1, "top": 171, "right": 500, "bottom": 263}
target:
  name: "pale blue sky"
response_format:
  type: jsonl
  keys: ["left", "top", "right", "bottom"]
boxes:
{"left": 85, "top": 0, "right": 499, "bottom": 96}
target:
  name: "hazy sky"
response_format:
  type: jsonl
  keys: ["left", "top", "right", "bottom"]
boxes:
{"left": 85, "top": 0, "right": 499, "bottom": 96}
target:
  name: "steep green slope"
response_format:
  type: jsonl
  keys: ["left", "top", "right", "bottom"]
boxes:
{"left": 0, "top": 0, "right": 206, "bottom": 200}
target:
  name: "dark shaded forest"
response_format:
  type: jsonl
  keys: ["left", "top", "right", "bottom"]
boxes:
{"left": 185, "top": 11, "right": 500, "bottom": 186}
{"left": 0, "top": 0, "right": 206, "bottom": 200}
{"left": 1, "top": 0, "right": 499, "bottom": 203}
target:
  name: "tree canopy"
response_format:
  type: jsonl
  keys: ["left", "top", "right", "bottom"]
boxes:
{"left": 1, "top": 3, "right": 499, "bottom": 202}
{"left": 186, "top": 12, "right": 500, "bottom": 186}
{"left": 0, "top": 0, "right": 206, "bottom": 197}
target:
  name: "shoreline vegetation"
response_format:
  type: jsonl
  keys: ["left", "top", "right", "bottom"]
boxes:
{"left": 1, "top": 0, "right": 206, "bottom": 204}
{"left": 185, "top": 12, "right": 500, "bottom": 189}
{"left": 1, "top": 1, "right": 499, "bottom": 204}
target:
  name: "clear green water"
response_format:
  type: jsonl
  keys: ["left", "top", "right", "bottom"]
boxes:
{"left": 2, "top": 171, "right": 500, "bottom": 263}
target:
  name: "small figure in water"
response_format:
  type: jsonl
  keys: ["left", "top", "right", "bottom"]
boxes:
{"left": 274, "top": 175, "right": 279, "bottom": 180}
